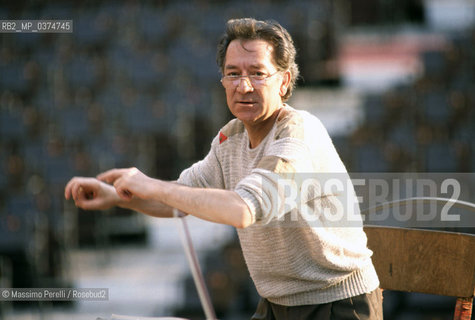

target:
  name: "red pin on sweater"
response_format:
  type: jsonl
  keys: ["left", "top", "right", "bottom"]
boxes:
{"left": 219, "top": 131, "right": 227, "bottom": 144}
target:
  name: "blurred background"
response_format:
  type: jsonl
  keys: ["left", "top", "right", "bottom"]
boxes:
{"left": 0, "top": 0, "right": 474, "bottom": 319}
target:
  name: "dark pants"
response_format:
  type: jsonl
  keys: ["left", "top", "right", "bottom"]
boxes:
{"left": 251, "top": 289, "right": 383, "bottom": 320}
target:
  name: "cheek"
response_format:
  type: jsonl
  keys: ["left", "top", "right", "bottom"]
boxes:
{"left": 225, "top": 89, "right": 234, "bottom": 105}
{"left": 262, "top": 87, "right": 279, "bottom": 103}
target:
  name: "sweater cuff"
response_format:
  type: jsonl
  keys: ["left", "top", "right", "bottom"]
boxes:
{"left": 235, "top": 188, "right": 261, "bottom": 225}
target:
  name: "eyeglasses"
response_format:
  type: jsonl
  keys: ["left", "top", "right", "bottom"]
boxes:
{"left": 220, "top": 71, "right": 280, "bottom": 89}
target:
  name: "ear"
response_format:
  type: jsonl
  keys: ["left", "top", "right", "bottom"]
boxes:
{"left": 279, "top": 70, "right": 292, "bottom": 97}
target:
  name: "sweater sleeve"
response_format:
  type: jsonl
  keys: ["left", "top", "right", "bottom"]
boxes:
{"left": 177, "top": 135, "right": 225, "bottom": 189}
{"left": 235, "top": 109, "right": 345, "bottom": 225}
{"left": 235, "top": 137, "right": 322, "bottom": 225}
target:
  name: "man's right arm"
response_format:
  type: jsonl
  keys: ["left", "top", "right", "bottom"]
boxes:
{"left": 64, "top": 177, "right": 176, "bottom": 218}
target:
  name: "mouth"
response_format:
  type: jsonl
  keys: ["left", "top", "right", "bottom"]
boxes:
{"left": 236, "top": 100, "right": 256, "bottom": 106}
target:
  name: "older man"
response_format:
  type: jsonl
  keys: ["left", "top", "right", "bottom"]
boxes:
{"left": 65, "top": 18, "right": 382, "bottom": 320}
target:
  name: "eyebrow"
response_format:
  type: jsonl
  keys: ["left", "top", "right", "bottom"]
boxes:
{"left": 224, "top": 64, "right": 267, "bottom": 70}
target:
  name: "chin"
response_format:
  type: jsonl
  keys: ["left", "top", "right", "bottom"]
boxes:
{"left": 232, "top": 109, "right": 260, "bottom": 122}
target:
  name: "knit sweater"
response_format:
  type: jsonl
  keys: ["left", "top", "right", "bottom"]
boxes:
{"left": 177, "top": 104, "right": 379, "bottom": 306}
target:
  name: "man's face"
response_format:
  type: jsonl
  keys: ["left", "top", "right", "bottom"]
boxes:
{"left": 222, "top": 39, "right": 289, "bottom": 127}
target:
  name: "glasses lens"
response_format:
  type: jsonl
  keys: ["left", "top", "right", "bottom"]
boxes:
{"left": 221, "top": 76, "right": 252, "bottom": 88}
{"left": 221, "top": 72, "right": 278, "bottom": 88}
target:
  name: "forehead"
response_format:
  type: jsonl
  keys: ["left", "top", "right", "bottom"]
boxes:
{"left": 224, "top": 39, "right": 275, "bottom": 69}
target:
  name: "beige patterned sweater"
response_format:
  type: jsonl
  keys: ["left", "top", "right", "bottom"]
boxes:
{"left": 177, "top": 104, "right": 379, "bottom": 306}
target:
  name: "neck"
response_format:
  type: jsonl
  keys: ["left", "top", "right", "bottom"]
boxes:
{"left": 245, "top": 106, "right": 283, "bottom": 149}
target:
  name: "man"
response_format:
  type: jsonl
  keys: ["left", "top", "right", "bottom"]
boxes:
{"left": 65, "top": 18, "right": 382, "bottom": 319}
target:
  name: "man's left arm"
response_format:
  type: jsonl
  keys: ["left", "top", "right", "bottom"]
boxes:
{"left": 98, "top": 167, "right": 253, "bottom": 228}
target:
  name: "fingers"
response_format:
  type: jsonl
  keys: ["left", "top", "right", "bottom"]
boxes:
{"left": 64, "top": 177, "right": 98, "bottom": 203}
{"left": 116, "top": 187, "right": 133, "bottom": 201}
{"left": 112, "top": 175, "right": 134, "bottom": 201}
{"left": 65, "top": 177, "right": 83, "bottom": 200}
{"left": 97, "top": 168, "right": 130, "bottom": 184}
{"left": 68, "top": 168, "right": 141, "bottom": 206}
{"left": 65, "top": 175, "right": 126, "bottom": 211}
{"left": 74, "top": 192, "right": 101, "bottom": 210}
{"left": 97, "top": 168, "right": 139, "bottom": 202}
{"left": 65, "top": 179, "right": 73, "bottom": 199}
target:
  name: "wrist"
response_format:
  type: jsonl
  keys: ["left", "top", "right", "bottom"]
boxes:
{"left": 148, "top": 178, "right": 165, "bottom": 201}
{"left": 100, "top": 182, "right": 123, "bottom": 209}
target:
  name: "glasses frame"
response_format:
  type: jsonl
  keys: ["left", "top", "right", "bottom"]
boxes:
{"left": 220, "top": 71, "right": 281, "bottom": 89}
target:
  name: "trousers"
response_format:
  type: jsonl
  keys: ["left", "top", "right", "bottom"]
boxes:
{"left": 251, "top": 288, "right": 383, "bottom": 320}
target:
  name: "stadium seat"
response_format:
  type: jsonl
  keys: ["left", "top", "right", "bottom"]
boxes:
{"left": 424, "top": 143, "right": 458, "bottom": 172}
{"left": 0, "top": 63, "right": 28, "bottom": 93}
{"left": 57, "top": 107, "right": 90, "bottom": 142}
{"left": 420, "top": 91, "right": 451, "bottom": 126}
{"left": 421, "top": 50, "right": 447, "bottom": 79}
{"left": 355, "top": 144, "right": 389, "bottom": 172}
{"left": 0, "top": 110, "right": 26, "bottom": 141}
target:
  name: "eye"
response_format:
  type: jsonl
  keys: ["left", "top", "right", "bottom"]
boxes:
{"left": 251, "top": 71, "right": 267, "bottom": 79}
{"left": 226, "top": 72, "right": 240, "bottom": 77}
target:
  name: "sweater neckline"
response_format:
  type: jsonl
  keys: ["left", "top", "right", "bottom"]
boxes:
{"left": 245, "top": 127, "right": 272, "bottom": 154}
{"left": 244, "top": 105, "right": 289, "bottom": 153}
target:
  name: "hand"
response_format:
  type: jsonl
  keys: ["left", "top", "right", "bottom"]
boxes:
{"left": 64, "top": 177, "right": 119, "bottom": 210}
{"left": 97, "top": 167, "right": 157, "bottom": 201}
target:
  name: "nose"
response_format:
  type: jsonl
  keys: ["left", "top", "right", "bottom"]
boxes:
{"left": 236, "top": 77, "right": 254, "bottom": 93}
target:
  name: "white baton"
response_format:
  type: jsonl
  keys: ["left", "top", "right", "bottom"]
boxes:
{"left": 174, "top": 209, "right": 217, "bottom": 320}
